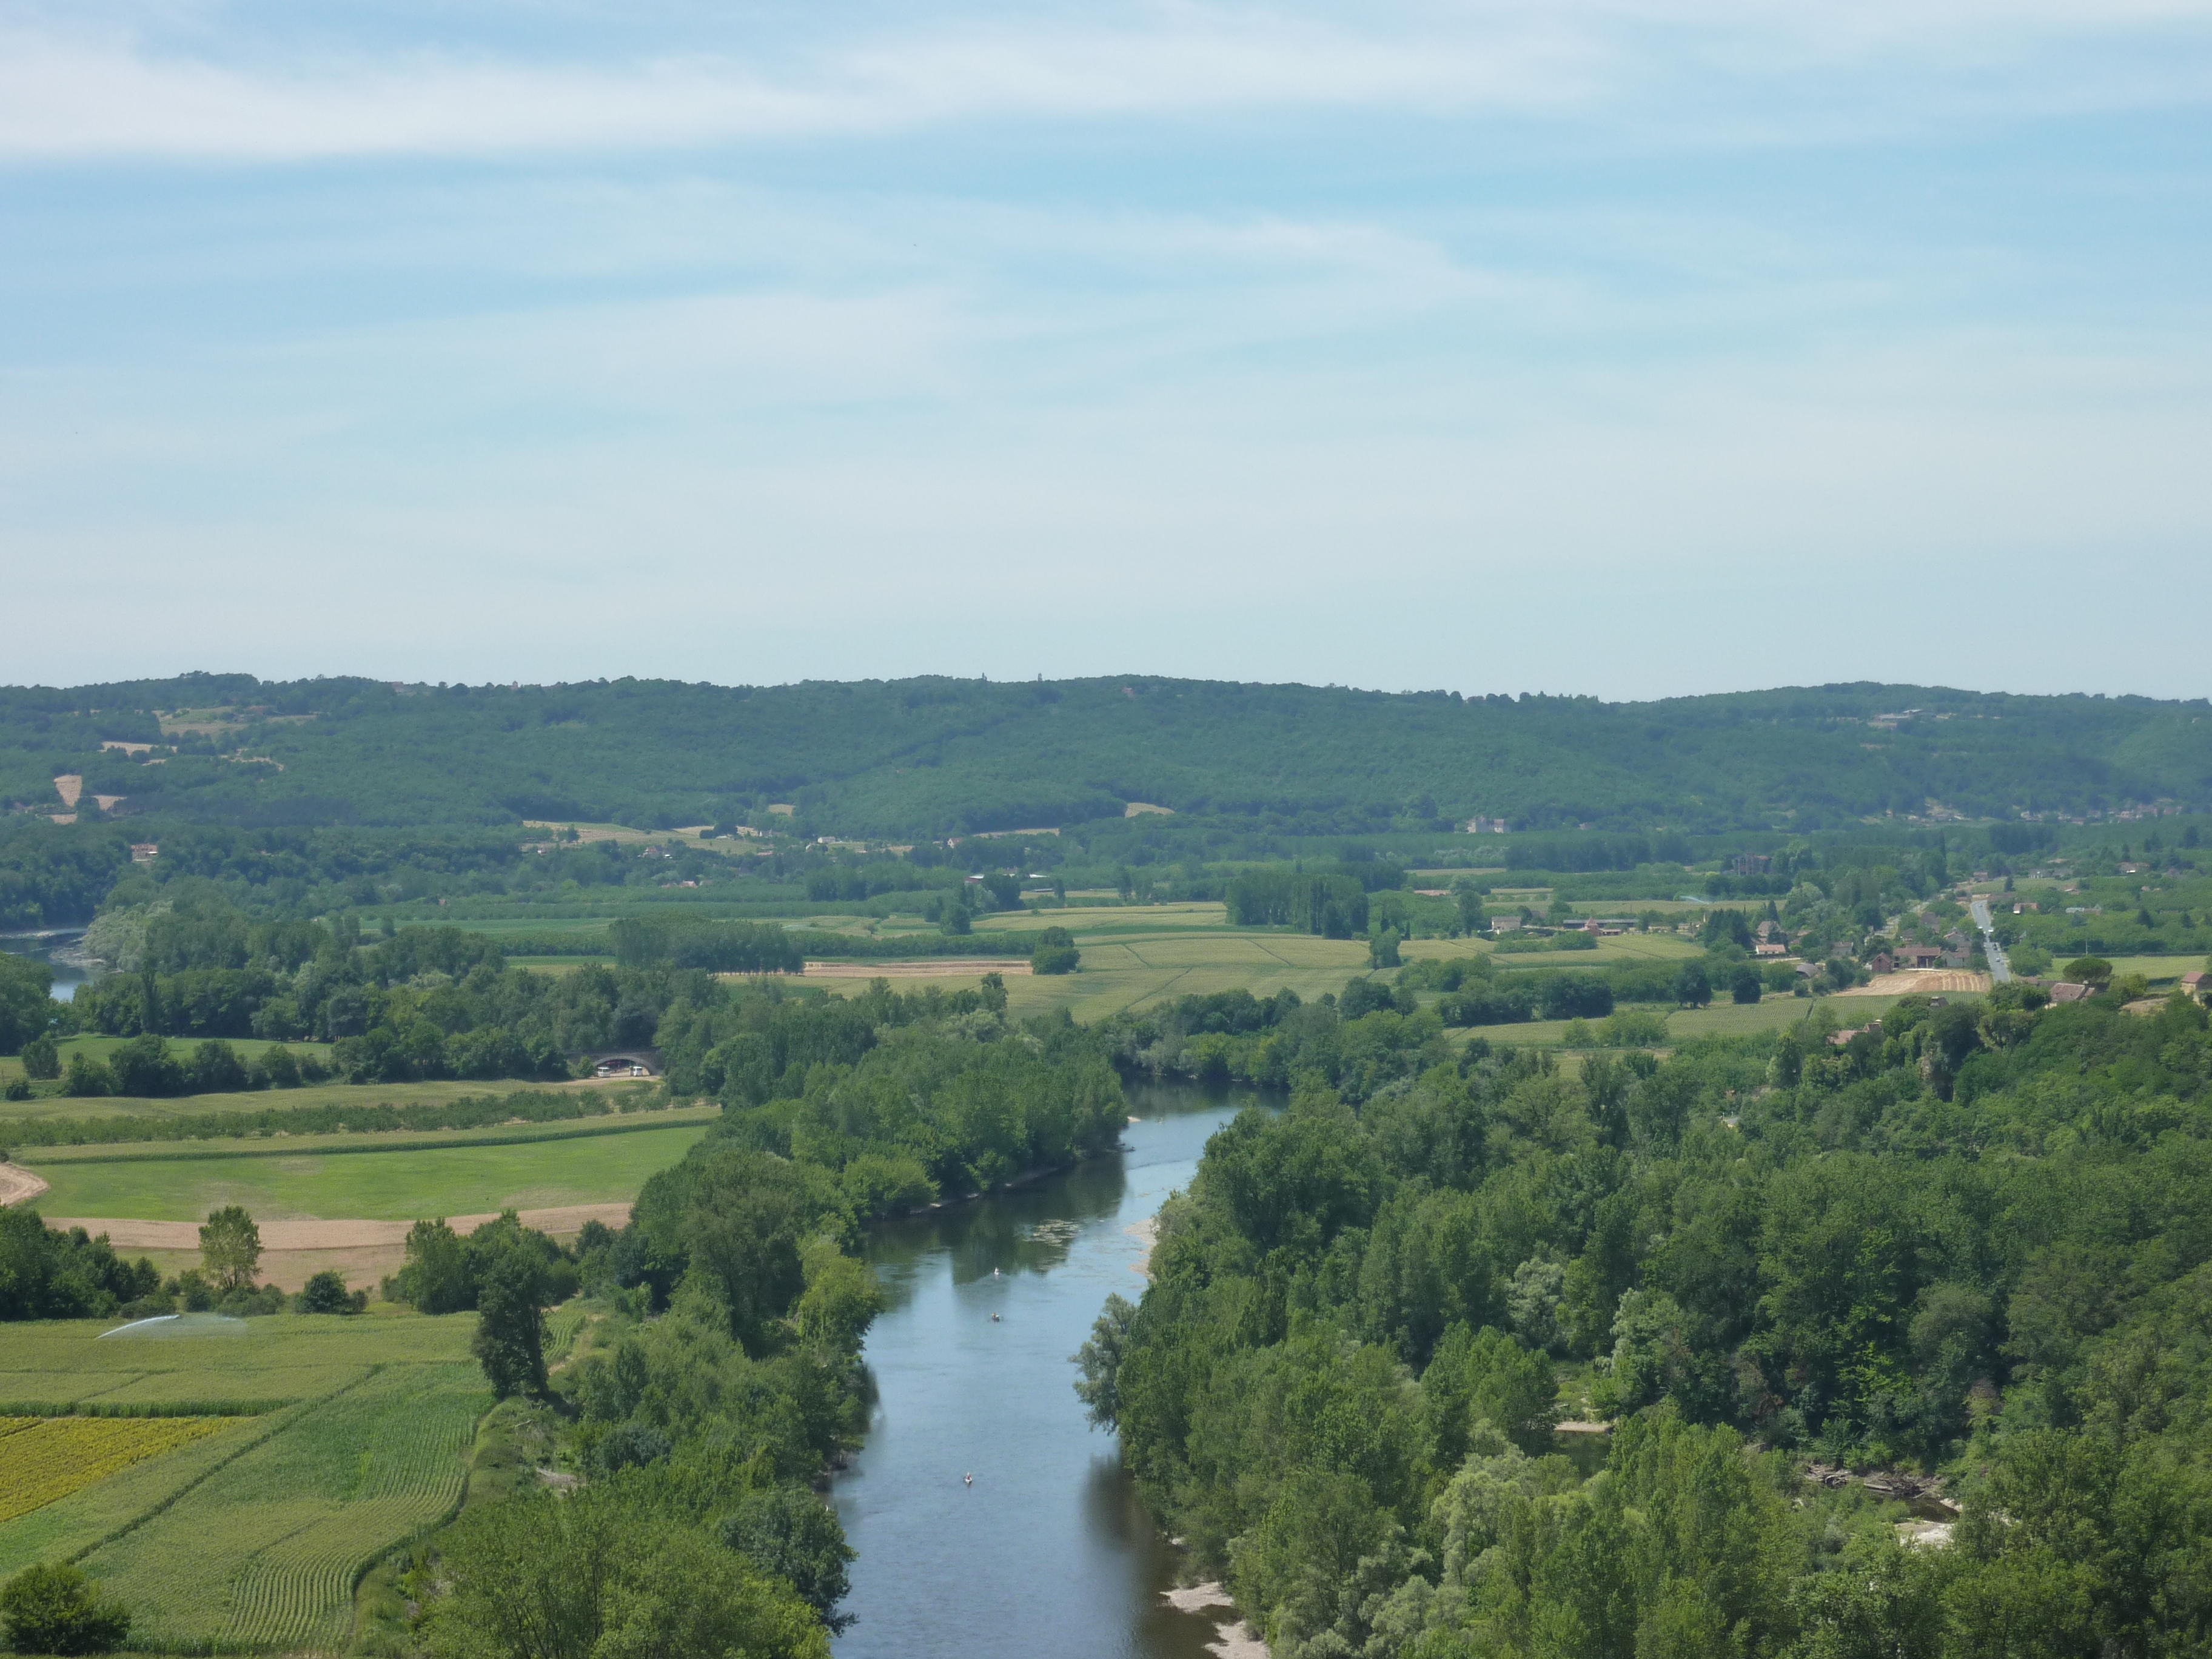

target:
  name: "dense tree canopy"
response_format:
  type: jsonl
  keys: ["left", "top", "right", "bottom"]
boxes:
{"left": 1101, "top": 980, "right": 2212, "bottom": 1657}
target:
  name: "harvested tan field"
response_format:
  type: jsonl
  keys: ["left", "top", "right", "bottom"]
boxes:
{"left": 51, "top": 774, "right": 82, "bottom": 808}
{"left": 0, "top": 1164, "right": 52, "bottom": 1206}
{"left": 44, "top": 1202, "right": 632, "bottom": 1254}
{"left": 1840, "top": 970, "right": 1991, "bottom": 996}
{"left": 797, "top": 959, "right": 1032, "bottom": 979}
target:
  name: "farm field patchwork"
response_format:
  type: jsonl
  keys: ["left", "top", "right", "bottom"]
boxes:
{"left": 82, "top": 1362, "right": 488, "bottom": 1654}
{"left": 17, "top": 1121, "right": 709, "bottom": 1222}
{"left": 0, "top": 1309, "right": 585, "bottom": 1652}
{"left": 816, "top": 918, "right": 1372, "bottom": 1022}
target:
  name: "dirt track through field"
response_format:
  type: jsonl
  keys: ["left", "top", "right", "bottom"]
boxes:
{"left": 39, "top": 1202, "right": 634, "bottom": 1252}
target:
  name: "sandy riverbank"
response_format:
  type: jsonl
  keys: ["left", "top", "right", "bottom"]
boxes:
{"left": 1164, "top": 1584, "right": 1270, "bottom": 1658}
{"left": 1127, "top": 1215, "right": 1158, "bottom": 1278}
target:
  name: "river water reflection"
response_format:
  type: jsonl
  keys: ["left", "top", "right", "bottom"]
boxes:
{"left": 832, "top": 1080, "right": 1255, "bottom": 1659}
{"left": 0, "top": 930, "right": 91, "bottom": 1000}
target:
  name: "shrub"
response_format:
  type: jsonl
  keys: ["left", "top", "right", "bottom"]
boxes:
{"left": 1598, "top": 1009, "right": 1670, "bottom": 1048}
{"left": 20, "top": 1034, "right": 59, "bottom": 1080}
{"left": 295, "top": 1270, "right": 366, "bottom": 1315}
{"left": 0, "top": 1562, "right": 132, "bottom": 1655}
{"left": 2, "top": 1078, "right": 29, "bottom": 1101}
{"left": 61, "top": 1053, "right": 113, "bottom": 1097}
{"left": 1030, "top": 927, "right": 1079, "bottom": 975}
{"left": 591, "top": 1422, "right": 672, "bottom": 1474}
{"left": 218, "top": 1283, "right": 287, "bottom": 1316}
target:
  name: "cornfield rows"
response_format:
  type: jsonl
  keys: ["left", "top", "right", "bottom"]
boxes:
{"left": 79, "top": 1362, "right": 492, "bottom": 1653}
{"left": 546, "top": 1303, "right": 587, "bottom": 1361}
{"left": 0, "top": 1417, "right": 232, "bottom": 1524}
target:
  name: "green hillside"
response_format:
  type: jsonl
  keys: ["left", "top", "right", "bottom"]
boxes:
{"left": 3, "top": 674, "right": 2208, "bottom": 839}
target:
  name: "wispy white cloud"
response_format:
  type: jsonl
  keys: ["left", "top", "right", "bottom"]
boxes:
{"left": 0, "top": 14, "right": 1589, "bottom": 161}
{"left": 2, "top": 0, "right": 2208, "bottom": 163}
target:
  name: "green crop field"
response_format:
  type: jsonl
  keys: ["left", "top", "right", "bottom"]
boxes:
{"left": 973, "top": 902, "right": 1240, "bottom": 934}
{"left": 19, "top": 1121, "right": 710, "bottom": 1221}
{"left": 0, "top": 1309, "right": 587, "bottom": 1652}
{"left": 820, "top": 908, "right": 1374, "bottom": 1022}
{"left": 87, "top": 1362, "right": 488, "bottom": 1652}
{"left": 1452, "top": 992, "right": 1968, "bottom": 1049}
{"left": 1399, "top": 933, "right": 1704, "bottom": 968}
{"left": 0, "top": 1067, "right": 566, "bottom": 1126}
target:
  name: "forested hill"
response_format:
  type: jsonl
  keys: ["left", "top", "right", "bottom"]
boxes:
{"left": 3, "top": 674, "right": 2207, "bottom": 837}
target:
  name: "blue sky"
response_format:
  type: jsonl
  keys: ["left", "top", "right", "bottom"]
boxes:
{"left": 2, "top": 0, "right": 2208, "bottom": 699}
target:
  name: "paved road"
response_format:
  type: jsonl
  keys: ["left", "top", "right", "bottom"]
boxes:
{"left": 1969, "top": 898, "right": 2013, "bottom": 984}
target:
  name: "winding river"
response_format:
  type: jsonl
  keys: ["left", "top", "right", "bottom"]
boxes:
{"left": 831, "top": 1080, "right": 1251, "bottom": 1659}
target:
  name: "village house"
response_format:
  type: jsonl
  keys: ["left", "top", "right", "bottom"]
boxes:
{"left": 1899, "top": 945, "right": 1946, "bottom": 970}
{"left": 2048, "top": 982, "right": 2094, "bottom": 1004}
{"left": 1868, "top": 951, "right": 1895, "bottom": 974}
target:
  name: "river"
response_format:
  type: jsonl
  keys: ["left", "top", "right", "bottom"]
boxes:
{"left": 0, "top": 929, "right": 92, "bottom": 1000}
{"left": 831, "top": 1079, "right": 1253, "bottom": 1659}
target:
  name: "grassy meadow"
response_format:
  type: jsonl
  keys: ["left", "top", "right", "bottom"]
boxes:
{"left": 21, "top": 1119, "right": 711, "bottom": 1222}
{"left": 2080, "top": 954, "right": 2208, "bottom": 984}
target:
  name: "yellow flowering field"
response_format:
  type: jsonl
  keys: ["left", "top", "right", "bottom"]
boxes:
{"left": 0, "top": 1416, "right": 232, "bottom": 1524}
